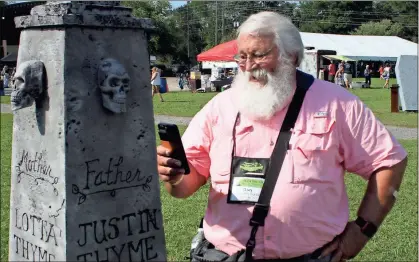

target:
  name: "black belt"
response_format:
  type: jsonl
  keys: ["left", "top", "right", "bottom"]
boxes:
{"left": 251, "top": 246, "right": 326, "bottom": 262}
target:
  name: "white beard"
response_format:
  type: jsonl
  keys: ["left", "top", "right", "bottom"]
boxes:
{"left": 232, "top": 62, "right": 296, "bottom": 121}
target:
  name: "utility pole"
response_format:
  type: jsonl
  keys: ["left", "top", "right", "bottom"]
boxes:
{"left": 221, "top": 1, "right": 224, "bottom": 41}
{"left": 187, "top": 3, "right": 189, "bottom": 59}
{"left": 215, "top": 0, "right": 217, "bottom": 45}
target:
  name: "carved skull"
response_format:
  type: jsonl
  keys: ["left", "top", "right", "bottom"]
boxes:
{"left": 11, "top": 60, "right": 45, "bottom": 111}
{"left": 97, "top": 58, "right": 130, "bottom": 113}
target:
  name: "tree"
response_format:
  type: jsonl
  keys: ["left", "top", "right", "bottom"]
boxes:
{"left": 121, "top": 1, "right": 179, "bottom": 63}
{"left": 171, "top": 2, "right": 209, "bottom": 64}
{"left": 121, "top": 0, "right": 418, "bottom": 66}
{"left": 372, "top": 1, "right": 418, "bottom": 42}
{"left": 297, "top": 1, "right": 375, "bottom": 34}
{"left": 351, "top": 19, "right": 404, "bottom": 37}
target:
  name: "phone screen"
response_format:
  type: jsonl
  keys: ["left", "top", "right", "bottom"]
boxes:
{"left": 158, "top": 123, "right": 190, "bottom": 175}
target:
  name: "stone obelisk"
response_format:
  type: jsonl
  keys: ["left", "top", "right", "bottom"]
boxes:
{"left": 9, "top": 1, "right": 167, "bottom": 261}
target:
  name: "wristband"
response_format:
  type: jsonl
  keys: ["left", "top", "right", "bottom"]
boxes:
{"left": 355, "top": 217, "right": 377, "bottom": 238}
{"left": 169, "top": 175, "right": 184, "bottom": 186}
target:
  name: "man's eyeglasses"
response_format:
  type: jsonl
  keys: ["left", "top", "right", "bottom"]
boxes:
{"left": 233, "top": 46, "right": 275, "bottom": 65}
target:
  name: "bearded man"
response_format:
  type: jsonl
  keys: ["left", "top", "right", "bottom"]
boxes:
{"left": 157, "top": 12, "right": 407, "bottom": 262}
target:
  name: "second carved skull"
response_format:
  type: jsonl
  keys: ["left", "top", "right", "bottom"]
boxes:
{"left": 97, "top": 58, "right": 131, "bottom": 114}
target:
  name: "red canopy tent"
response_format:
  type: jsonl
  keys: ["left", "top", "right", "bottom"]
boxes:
{"left": 197, "top": 40, "right": 238, "bottom": 62}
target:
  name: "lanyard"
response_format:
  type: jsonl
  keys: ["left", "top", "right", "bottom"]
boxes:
{"left": 230, "top": 112, "right": 241, "bottom": 159}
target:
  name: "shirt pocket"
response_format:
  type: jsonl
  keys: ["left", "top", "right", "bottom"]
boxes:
{"left": 289, "top": 117, "right": 340, "bottom": 184}
{"left": 209, "top": 149, "right": 232, "bottom": 194}
{"left": 209, "top": 137, "right": 233, "bottom": 181}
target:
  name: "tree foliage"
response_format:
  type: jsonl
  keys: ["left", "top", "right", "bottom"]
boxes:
{"left": 121, "top": 1, "right": 179, "bottom": 64}
{"left": 120, "top": 1, "right": 418, "bottom": 66}
{"left": 351, "top": 19, "right": 404, "bottom": 37}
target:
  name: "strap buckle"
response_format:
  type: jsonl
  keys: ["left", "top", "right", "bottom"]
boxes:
{"left": 245, "top": 226, "right": 258, "bottom": 261}
{"left": 249, "top": 204, "right": 270, "bottom": 227}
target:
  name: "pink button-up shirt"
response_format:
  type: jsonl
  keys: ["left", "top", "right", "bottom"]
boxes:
{"left": 182, "top": 79, "right": 407, "bottom": 259}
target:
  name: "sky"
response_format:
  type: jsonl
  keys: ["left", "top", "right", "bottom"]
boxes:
{"left": 170, "top": 1, "right": 187, "bottom": 9}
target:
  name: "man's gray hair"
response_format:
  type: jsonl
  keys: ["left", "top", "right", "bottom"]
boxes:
{"left": 237, "top": 11, "right": 304, "bottom": 67}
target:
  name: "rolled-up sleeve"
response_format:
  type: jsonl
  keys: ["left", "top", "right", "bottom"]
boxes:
{"left": 339, "top": 98, "right": 407, "bottom": 179}
{"left": 182, "top": 101, "right": 214, "bottom": 180}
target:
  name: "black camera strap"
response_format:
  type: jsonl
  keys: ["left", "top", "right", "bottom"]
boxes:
{"left": 244, "top": 70, "right": 314, "bottom": 261}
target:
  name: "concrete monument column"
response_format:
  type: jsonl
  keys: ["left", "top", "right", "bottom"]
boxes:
{"left": 9, "top": 1, "right": 167, "bottom": 261}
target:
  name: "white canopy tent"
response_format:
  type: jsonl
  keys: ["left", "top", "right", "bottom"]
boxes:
{"left": 300, "top": 32, "right": 418, "bottom": 61}
{"left": 202, "top": 61, "right": 238, "bottom": 69}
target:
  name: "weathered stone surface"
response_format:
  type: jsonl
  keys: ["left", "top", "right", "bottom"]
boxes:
{"left": 15, "top": 2, "right": 154, "bottom": 30}
{"left": 395, "top": 55, "right": 418, "bottom": 111}
{"left": 72, "top": 1, "right": 122, "bottom": 7}
{"left": 9, "top": 29, "right": 68, "bottom": 261}
{"left": 31, "top": 2, "right": 129, "bottom": 17}
{"left": 9, "top": 3, "right": 166, "bottom": 262}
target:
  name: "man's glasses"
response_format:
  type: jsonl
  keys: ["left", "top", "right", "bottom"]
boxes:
{"left": 233, "top": 46, "right": 275, "bottom": 65}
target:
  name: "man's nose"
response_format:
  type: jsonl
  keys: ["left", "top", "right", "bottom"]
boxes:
{"left": 245, "top": 59, "right": 257, "bottom": 72}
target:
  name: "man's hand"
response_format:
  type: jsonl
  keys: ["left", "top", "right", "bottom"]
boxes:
{"left": 156, "top": 145, "right": 207, "bottom": 198}
{"left": 157, "top": 145, "right": 185, "bottom": 185}
{"left": 320, "top": 221, "right": 370, "bottom": 262}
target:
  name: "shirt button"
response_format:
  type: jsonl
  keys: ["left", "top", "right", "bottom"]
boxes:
{"left": 266, "top": 236, "right": 271, "bottom": 240}
{"left": 270, "top": 141, "right": 274, "bottom": 146}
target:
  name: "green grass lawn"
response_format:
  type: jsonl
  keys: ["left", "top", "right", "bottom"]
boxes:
{"left": 350, "top": 78, "right": 417, "bottom": 128}
{"left": 153, "top": 92, "right": 217, "bottom": 117}
{"left": 152, "top": 77, "right": 417, "bottom": 128}
{"left": 0, "top": 96, "right": 10, "bottom": 104}
{"left": 2, "top": 77, "right": 417, "bottom": 127}
{"left": 0, "top": 114, "right": 12, "bottom": 262}
{"left": 1, "top": 114, "right": 417, "bottom": 261}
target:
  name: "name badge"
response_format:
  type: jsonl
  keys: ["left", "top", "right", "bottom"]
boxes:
{"left": 227, "top": 157, "right": 269, "bottom": 205}
{"left": 230, "top": 177, "right": 265, "bottom": 203}
{"left": 314, "top": 111, "right": 328, "bottom": 118}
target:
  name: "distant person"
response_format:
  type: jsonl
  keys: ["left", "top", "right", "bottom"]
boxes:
{"left": 328, "top": 61, "right": 336, "bottom": 83}
{"left": 0, "top": 66, "right": 4, "bottom": 95}
{"left": 0, "top": 71, "right": 3, "bottom": 96}
{"left": 382, "top": 63, "right": 391, "bottom": 89}
{"left": 338, "top": 60, "right": 344, "bottom": 72}
{"left": 334, "top": 61, "right": 344, "bottom": 87}
{"left": 343, "top": 60, "right": 352, "bottom": 89}
{"left": 151, "top": 67, "right": 164, "bottom": 102}
{"left": 364, "top": 65, "right": 372, "bottom": 88}
{"left": 378, "top": 65, "right": 384, "bottom": 79}
{"left": 178, "top": 75, "right": 184, "bottom": 90}
{"left": 335, "top": 71, "right": 345, "bottom": 87}
{"left": 1, "top": 65, "right": 8, "bottom": 76}
{"left": 1, "top": 66, "right": 10, "bottom": 89}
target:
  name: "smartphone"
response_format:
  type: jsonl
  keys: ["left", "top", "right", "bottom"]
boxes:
{"left": 157, "top": 123, "right": 190, "bottom": 175}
